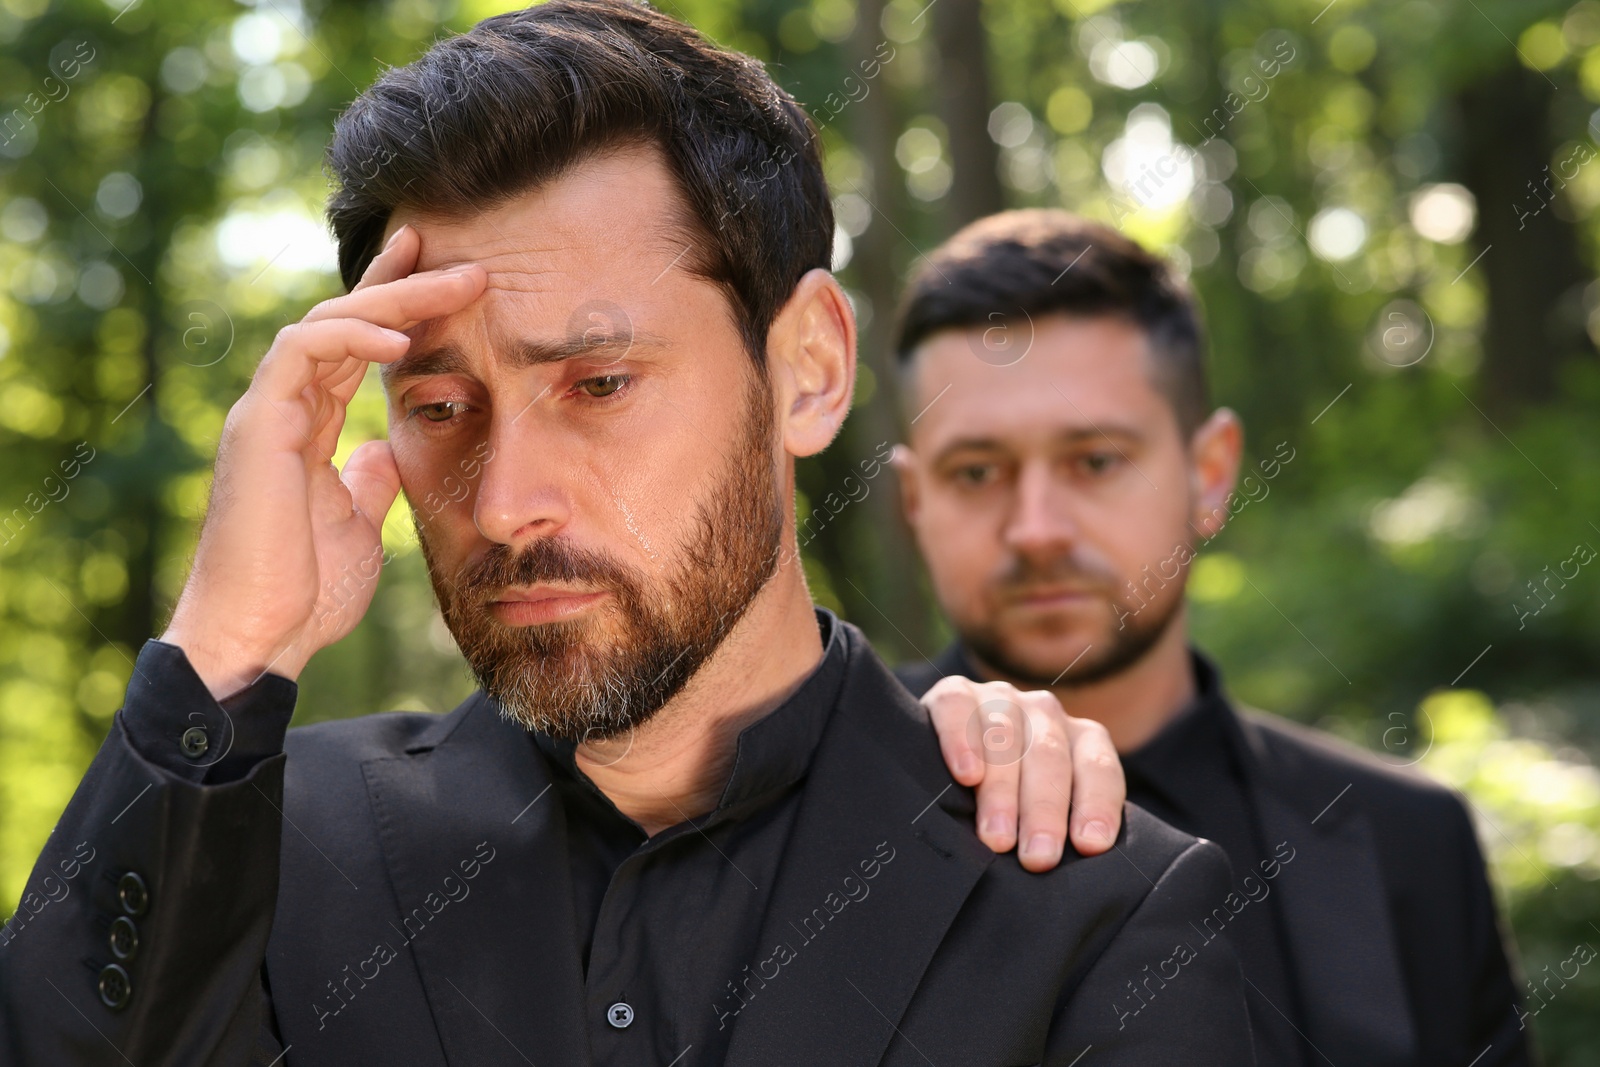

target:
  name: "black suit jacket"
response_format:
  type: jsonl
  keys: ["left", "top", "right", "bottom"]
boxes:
{"left": 899, "top": 646, "right": 1531, "bottom": 1067}
{"left": 2, "top": 621, "right": 1254, "bottom": 1066}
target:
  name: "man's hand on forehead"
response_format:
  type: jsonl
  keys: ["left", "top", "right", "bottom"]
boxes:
{"left": 157, "top": 223, "right": 486, "bottom": 699}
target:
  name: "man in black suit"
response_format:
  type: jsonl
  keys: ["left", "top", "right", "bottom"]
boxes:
{"left": 0, "top": 5, "right": 1254, "bottom": 1064}
{"left": 890, "top": 209, "right": 1532, "bottom": 1067}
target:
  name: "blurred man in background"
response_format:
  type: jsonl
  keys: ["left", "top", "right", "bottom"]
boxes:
{"left": 893, "top": 209, "right": 1531, "bottom": 1067}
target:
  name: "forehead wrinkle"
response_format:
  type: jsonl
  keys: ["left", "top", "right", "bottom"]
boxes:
{"left": 412, "top": 211, "right": 708, "bottom": 310}
{"left": 381, "top": 326, "right": 671, "bottom": 388}
{"left": 481, "top": 274, "right": 569, "bottom": 296}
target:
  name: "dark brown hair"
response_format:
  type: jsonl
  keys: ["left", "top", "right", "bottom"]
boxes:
{"left": 325, "top": 0, "right": 833, "bottom": 366}
{"left": 895, "top": 210, "right": 1209, "bottom": 435}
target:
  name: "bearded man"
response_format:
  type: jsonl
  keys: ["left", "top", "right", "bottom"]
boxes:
{"left": 0, "top": 5, "right": 1253, "bottom": 1065}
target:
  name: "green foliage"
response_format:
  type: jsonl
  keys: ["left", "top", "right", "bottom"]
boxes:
{"left": 1420, "top": 689, "right": 1600, "bottom": 1059}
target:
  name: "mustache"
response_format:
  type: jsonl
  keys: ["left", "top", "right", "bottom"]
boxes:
{"left": 448, "top": 538, "right": 640, "bottom": 607}
{"left": 994, "top": 552, "right": 1120, "bottom": 595}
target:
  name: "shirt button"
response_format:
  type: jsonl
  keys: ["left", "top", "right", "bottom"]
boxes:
{"left": 606, "top": 1002, "right": 635, "bottom": 1029}
{"left": 98, "top": 963, "right": 132, "bottom": 1010}
{"left": 117, "top": 871, "right": 150, "bottom": 917}
{"left": 180, "top": 726, "right": 209, "bottom": 759}
{"left": 108, "top": 916, "right": 139, "bottom": 962}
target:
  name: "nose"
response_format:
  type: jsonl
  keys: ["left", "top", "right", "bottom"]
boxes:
{"left": 1001, "top": 460, "right": 1076, "bottom": 559}
{"left": 470, "top": 407, "right": 573, "bottom": 547}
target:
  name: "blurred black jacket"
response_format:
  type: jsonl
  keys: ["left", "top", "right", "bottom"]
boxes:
{"left": 899, "top": 644, "right": 1533, "bottom": 1067}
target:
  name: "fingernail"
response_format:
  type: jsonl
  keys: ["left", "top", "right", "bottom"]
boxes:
{"left": 384, "top": 225, "right": 407, "bottom": 250}
{"left": 443, "top": 262, "right": 478, "bottom": 275}
{"left": 1022, "top": 833, "right": 1059, "bottom": 860}
{"left": 982, "top": 815, "right": 1010, "bottom": 839}
{"left": 1082, "top": 820, "right": 1111, "bottom": 844}
{"left": 955, "top": 752, "right": 979, "bottom": 778}
{"left": 382, "top": 328, "right": 409, "bottom": 344}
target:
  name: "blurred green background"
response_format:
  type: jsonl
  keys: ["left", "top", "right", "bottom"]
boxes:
{"left": 1, "top": 0, "right": 1598, "bottom": 1057}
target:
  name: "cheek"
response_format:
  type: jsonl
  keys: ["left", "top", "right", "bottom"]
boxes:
{"left": 580, "top": 452, "right": 675, "bottom": 569}
{"left": 394, "top": 437, "right": 479, "bottom": 531}
{"left": 1092, "top": 487, "right": 1193, "bottom": 580}
{"left": 917, "top": 491, "right": 1005, "bottom": 598}
{"left": 571, "top": 403, "right": 734, "bottom": 572}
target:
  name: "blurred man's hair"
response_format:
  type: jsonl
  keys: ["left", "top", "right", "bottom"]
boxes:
{"left": 324, "top": 0, "right": 832, "bottom": 369}
{"left": 894, "top": 210, "right": 1209, "bottom": 436}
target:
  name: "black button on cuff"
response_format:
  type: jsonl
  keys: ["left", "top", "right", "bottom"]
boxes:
{"left": 117, "top": 871, "right": 149, "bottom": 917}
{"left": 179, "top": 726, "right": 209, "bottom": 759}
{"left": 98, "top": 963, "right": 132, "bottom": 1010}
{"left": 607, "top": 1001, "right": 635, "bottom": 1029}
{"left": 109, "top": 915, "right": 139, "bottom": 962}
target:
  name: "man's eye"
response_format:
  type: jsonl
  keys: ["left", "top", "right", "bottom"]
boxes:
{"left": 577, "top": 374, "right": 629, "bottom": 398}
{"left": 1080, "top": 451, "right": 1121, "bottom": 475}
{"left": 955, "top": 464, "right": 998, "bottom": 486}
{"left": 413, "top": 401, "right": 465, "bottom": 423}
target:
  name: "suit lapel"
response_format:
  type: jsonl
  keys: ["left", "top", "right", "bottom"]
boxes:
{"left": 361, "top": 693, "right": 590, "bottom": 1067}
{"left": 1230, "top": 713, "right": 1419, "bottom": 1067}
{"left": 725, "top": 641, "right": 993, "bottom": 1067}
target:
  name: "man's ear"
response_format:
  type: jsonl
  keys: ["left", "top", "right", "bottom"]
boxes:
{"left": 1188, "top": 408, "right": 1243, "bottom": 540}
{"left": 890, "top": 443, "right": 922, "bottom": 525}
{"left": 768, "top": 268, "right": 856, "bottom": 458}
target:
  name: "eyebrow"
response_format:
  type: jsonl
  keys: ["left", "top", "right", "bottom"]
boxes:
{"left": 382, "top": 330, "right": 669, "bottom": 388}
{"left": 931, "top": 425, "right": 1145, "bottom": 463}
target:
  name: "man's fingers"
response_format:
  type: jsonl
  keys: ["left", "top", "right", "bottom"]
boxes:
{"left": 252, "top": 319, "right": 412, "bottom": 404}
{"left": 352, "top": 224, "right": 420, "bottom": 292}
{"left": 342, "top": 439, "right": 403, "bottom": 529}
{"left": 922, "top": 676, "right": 986, "bottom": 786}
{"left": 924, "top": 677, "right": 1123, "bottom": 869}
{"left": 973, "top": 750, "right": 1020, "bottom": 855}
{"left": 969, "top": 682, "right": 1034, "bottom": 854}
{"left": 1064, "top": 717, "right": 1124, "bottom": 857}
{"left": 1016, "top": 694, "right": 1071, "bottom": 872}
{"left": 303, "top": 262, "right": 487, "bottom": 331}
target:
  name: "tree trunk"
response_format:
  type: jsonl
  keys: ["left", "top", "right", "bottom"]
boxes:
{"left": 832, "top": 0, "right": 936, "bottom": 660}
{"left": 1456, "top": 64, "right": 1595, "bottom": 410}
{"left": 931, "top": 0, "right": 1003, "bottom": 231}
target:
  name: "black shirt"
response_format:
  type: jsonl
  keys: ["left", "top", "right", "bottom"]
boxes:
{"left": 898, "top": 644, "right": 1311, "bottom": 1067}
{"left": 1120, "top": 654, "right": 1309, "bottom": 1067}
{"left": 528, "top": 609, "right": 847, "bottom": 1066}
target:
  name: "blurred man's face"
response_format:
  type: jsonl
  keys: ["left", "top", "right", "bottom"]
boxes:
{"left": 381, "top": 146, "right": 783, "bottom": 740}
{"left": 898, "top": 315, "right": 1211, "bottom": 688}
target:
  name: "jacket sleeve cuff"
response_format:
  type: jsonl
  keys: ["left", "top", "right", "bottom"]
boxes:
{"left": 117, "top": 639, "right": 298, "bottom": 784}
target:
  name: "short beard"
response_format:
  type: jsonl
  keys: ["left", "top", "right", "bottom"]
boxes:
{"left": 418, "top": 373, "right": 783, "bottom": 742}
{"left": 958, "top": 552, "right": 1186, "bottom": 690}
{"left": 963, "top": 592, "right": 1182, "bottom": 690}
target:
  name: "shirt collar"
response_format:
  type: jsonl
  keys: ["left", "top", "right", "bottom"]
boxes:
{"left": 939, "top": 640, "right": 1246, "bottom": 819}
{"left": 531, "top": 608, "right": 848, "bottom": 820}
{"left": 1120, "top": 649, "right": 1242, "bottom": 818}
